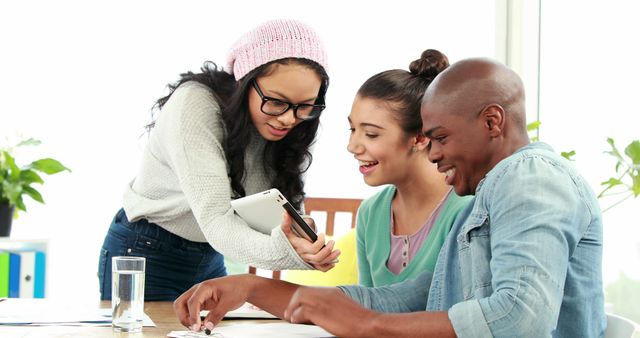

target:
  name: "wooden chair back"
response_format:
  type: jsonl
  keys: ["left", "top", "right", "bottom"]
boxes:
{"left": 303, "top": 197, "right": 362, "bottom": 236}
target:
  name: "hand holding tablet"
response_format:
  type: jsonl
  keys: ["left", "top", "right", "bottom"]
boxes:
{"left": 230, "top": 188, "right": 318, "bottom": 242}
{"left": 231, "top": 189, "right": 340, "bottom": 269}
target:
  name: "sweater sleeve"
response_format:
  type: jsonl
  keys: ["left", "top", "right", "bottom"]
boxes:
{"left": 339, "top": 271, "right": 432, "bottom": 313}
{"left": 156, "top": 83, "right": 311, "bottom": 271}
{"left": 356, "top": 201, "right": 373, "bottom": 287}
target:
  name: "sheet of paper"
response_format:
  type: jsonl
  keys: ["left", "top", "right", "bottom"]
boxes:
{"left": 200, "top": 302, "right": 277, "bottom": 319}
{"left": 168, "top": 322, "right": 335, "bottom": 338}
{"left": 0, "top": 298, "right": 154, "bottom": 327}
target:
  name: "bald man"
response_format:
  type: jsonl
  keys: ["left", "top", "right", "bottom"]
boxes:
{"left": 173, "top": 58, "right": 605, "bottom": 338}
{"left": 418, "top": 58, "right": 605, "bottom": 336}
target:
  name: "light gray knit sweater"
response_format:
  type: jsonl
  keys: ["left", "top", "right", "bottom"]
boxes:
{"left": 123, "top": 82, "right": 311, "bottom": 270}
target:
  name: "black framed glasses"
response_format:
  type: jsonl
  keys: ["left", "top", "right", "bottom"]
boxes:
{"left": 251, "top": 79, "right": 325, "bottom": 121}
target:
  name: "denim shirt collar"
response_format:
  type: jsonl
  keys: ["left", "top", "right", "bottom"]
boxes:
{"left": 474, "top": 142, "right": 553, "bottom": 196}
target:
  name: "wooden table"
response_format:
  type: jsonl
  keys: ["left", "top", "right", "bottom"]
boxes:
{"left": 0, "top": 300, "right": 275, "bottom": 337}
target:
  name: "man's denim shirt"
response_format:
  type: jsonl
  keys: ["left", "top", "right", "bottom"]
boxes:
{"left": 339, "top": 142, "right": 605, "bottom": 337}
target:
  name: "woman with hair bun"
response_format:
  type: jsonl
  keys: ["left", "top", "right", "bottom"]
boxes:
{"left": 348, "top": 49, "right": 472, "bottom": 286}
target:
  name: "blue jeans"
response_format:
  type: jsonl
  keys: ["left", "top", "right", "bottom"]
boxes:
{"left": 98, "top": 209, "right": 227, "bottom": 301}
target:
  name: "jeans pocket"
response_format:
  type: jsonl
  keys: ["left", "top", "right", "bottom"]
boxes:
{"left": 133, "top": 234, "right": 163, "bottom": 253}
{"left": 98, "top": 248, "right": 111, "bottom": 300}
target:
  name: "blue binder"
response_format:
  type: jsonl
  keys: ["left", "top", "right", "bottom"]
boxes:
{"left": 34, "top": 251, "right": 46, "bottom": 298}
{"left": 8, "top": 252, "right": 20, "bottom": 298}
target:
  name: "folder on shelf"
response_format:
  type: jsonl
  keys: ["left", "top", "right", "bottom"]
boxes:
{"left": 8, "top": 253, "right": 20, "bottom": 298}
{"left": 34, "top": 251, "right": 45, "bottom": 298}
{"left": 19, "top": 251, "right": 35, "bottom": 298}
{"left": 0, "top": 251, "right": 9, "bottom": 297}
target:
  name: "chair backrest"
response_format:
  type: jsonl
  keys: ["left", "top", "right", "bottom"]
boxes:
{"left": 605, "top": 313, "right": 638, "bottom": 338}
{"left": 249, "top": 197, "right": 362, "bottom": 280}
{"left": 303, "top": 197, "right": 362, "bottom": 236}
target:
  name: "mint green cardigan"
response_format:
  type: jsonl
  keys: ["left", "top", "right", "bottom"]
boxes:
{"left": 356, "top": 185, "right": 472, "bottom": 287}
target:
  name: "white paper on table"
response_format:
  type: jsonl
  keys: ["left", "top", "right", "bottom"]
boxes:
{"left": 0, "top": 298, "right": 155, "bottom": 327}
{"left": 168, "top": 322, "right": 335, "bottom": 338}
{"left": 199, "top": 302, "right": 277, "bottom": 319}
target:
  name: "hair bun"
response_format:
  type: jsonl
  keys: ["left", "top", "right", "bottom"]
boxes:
{"left": 409, "top": 49, "right": 449, "bottom": 81}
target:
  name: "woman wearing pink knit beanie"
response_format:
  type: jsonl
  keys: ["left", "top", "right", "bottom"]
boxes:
{"left": 98, "top": 19, "right": 338, "bottom": 301}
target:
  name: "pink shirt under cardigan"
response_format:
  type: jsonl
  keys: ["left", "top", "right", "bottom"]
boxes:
{"left": 387, "top": 189, "right": 452, "bottom": 275}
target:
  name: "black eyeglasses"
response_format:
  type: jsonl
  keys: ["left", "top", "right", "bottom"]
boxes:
{"left": 251, "top": 79, "right": 325, "bottom": 121}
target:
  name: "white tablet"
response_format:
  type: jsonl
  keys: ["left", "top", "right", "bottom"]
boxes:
{"left": 230, "top": 188, "right": 318, "bottom": 242}
{"left": 230, "top": 189, "right": 284, "bottom": 234}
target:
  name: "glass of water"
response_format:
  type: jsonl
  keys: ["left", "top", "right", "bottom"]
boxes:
{"left": 112, "top": 256, "right": 146, "bottom": 332}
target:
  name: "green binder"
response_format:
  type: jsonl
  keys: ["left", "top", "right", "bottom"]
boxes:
{"left": 0, "top": 251, "right": 9, "bottom": 297}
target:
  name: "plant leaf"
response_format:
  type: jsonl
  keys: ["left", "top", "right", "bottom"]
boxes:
{"left": 632, "top": 170, "right": 640, "bottom": 197}
{"left": 2, "top": 180, "right": 22, "bottom": 204}
{"left": 15, "top": 138, "right": 41, "bottom": 148}
{"left": 527, "top": 121, "right": 541, "bottom": 142}
{"left": 0, "top": 179, "right": 8, "bottom": 202}
{"left": 20, "top": 169, "right": 44, "bottom": 185}
{"left": 2, "top": 150, "right": 21, "bottom": 181}
{"left": 15, "top": 195, "right": 26, "bottom": 212}
{"left": 29, "top": 158, "right": 70, "bottom": 175}
{"left": 604, "top": 137, "right": 625, "bottom": 163}
{"left": 561, "top": 150, "right": 576, "bottom": 161}
{"left": 624, "top": 140, "right": 640, "bottom": 165}
{"left": 527, "top": 121, "right": 541, "bottom": 132}
{"left": 22, "top": 185, "right": 44, "bottom": 203}
{"left": 600, "top": 177, "right": 622, "bottom": 188}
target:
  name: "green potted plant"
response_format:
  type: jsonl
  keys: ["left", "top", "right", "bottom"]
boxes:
{"left": 598, "top": 137, "right": 640, "bottom": 212}
{"left": 0, "top": 138, "right": 70, "bottom": 237}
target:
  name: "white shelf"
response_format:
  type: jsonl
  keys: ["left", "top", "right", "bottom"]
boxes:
{"left": 0, "top": 238, "right": 49, "bottom": 298}
{"left": 0, "top": 238, "right": 48, "bottom": 252}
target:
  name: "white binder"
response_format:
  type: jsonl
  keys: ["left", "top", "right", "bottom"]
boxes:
{"left": 18, "top": 251, "right": 35, "bottom": 298}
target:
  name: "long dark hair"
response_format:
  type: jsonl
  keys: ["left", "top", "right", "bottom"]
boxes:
{"left": 152, "top": 59, "right": 329, "bottom": 210}
{"left": 357, "top": 49, "right": 449, "bottom": 135}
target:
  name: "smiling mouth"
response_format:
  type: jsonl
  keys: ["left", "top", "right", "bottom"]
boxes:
{"left": 445, "top": 168, "right": 455, "bottom": 177}
{"left": 268, "top": 124, "right": 290, "bottom": 136}
{"left": 358, "top": 160, "right": 379, "bottom": 168}
{"left": 269, "top": 124, "right": 290, "bottom": 130}
{"left": 357, "top": 160, "right": 379, "bottom": 175}
{"left": 444, "top": 167, "right": 456, "bottom": 185}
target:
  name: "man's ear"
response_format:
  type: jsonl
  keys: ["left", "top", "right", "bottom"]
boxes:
{"left": 483, "top": 104, "right": 505, "bottom": 137}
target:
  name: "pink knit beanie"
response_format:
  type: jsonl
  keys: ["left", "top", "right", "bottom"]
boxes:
{"left": 226, "top": 19, "right": 328, "bottom": 80}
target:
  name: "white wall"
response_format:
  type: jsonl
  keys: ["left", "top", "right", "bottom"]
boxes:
{"left": 0, "top": 0, "right": 496, "bottom": 299}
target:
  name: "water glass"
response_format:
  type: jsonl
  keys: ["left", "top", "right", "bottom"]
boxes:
{"left": 112, "top": 256, "right": 146, "bottom": 332}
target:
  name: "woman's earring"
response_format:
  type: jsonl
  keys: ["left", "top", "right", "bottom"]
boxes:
{"left": 411, "top": 146, "right": 418, "bottom": 153}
